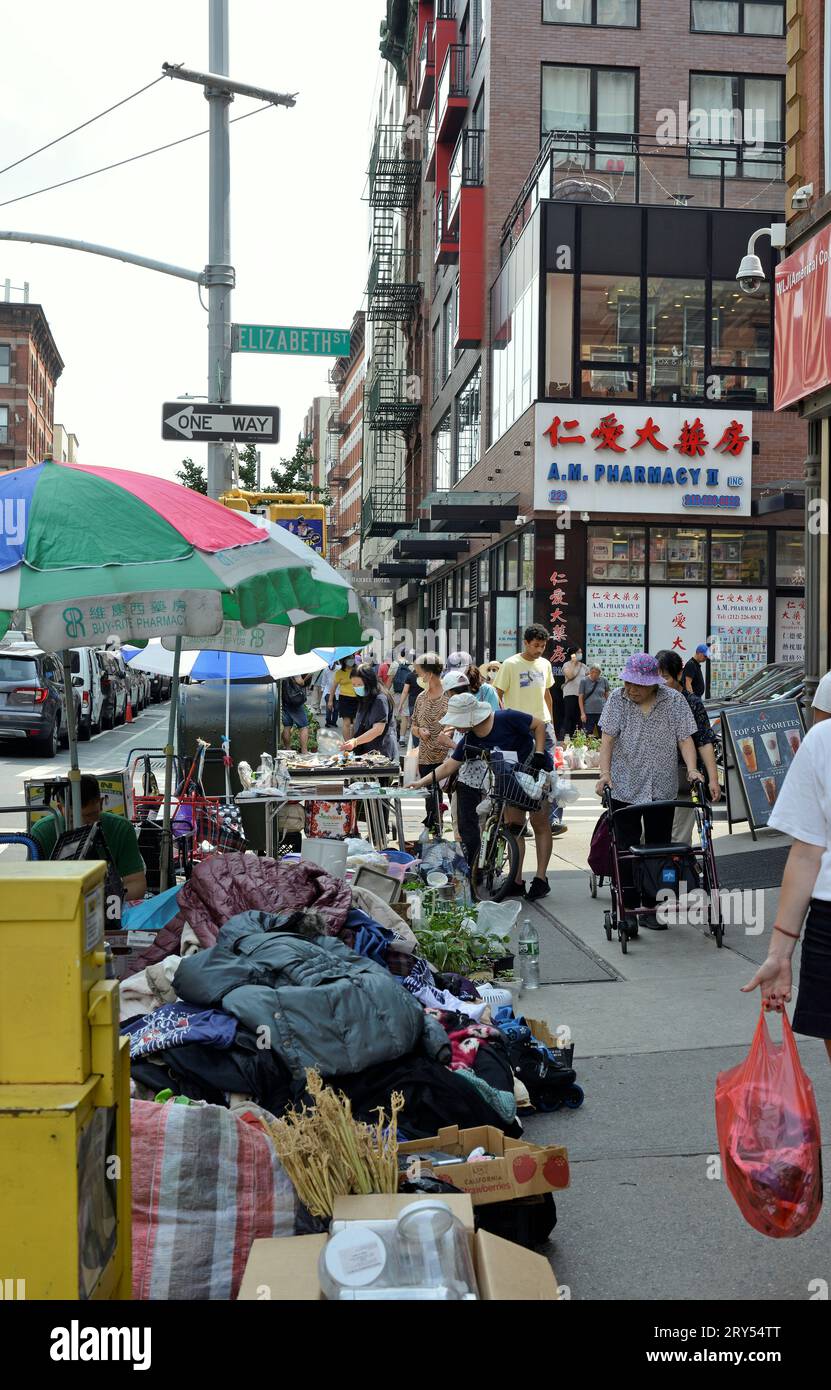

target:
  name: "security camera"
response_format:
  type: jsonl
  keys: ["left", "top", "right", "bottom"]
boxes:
{"left": 736, "top": 253, "right": 765, "bottom": 296}
{"left": 791, "top": 183, "right": 814, "bottom": 212}
{"left": 515, "top": 514, "right": 528, "bottom": 526}
{"left": 580, "top": 511, "right": 590, "bottom": 522}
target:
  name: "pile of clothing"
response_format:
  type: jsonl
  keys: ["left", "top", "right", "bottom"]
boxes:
{"left": 120, "top": 853, "right": 527, "bottom": 1140}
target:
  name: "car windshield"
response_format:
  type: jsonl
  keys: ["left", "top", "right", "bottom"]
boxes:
{"left": 70, "top": 651, "right": 81, "bottom": 673}
{"left": 0, "top": 657, "right": 38, "bottom": 683}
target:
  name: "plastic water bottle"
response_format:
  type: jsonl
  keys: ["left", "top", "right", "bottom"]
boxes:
{"left": 517, "top": 917, "right": 540, "bottom": 991}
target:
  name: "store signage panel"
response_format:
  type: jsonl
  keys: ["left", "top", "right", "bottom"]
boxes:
{"left": 495, "top": 595, "right": 519, "bottom": 661}
{"left": 649, "top": 588, "right": 708, "bottom": 663}
{"left": 722, "top": 701, "right": 805, "bottom": 830}
{"left": 585, "top": 587, "right": 645, "bottom": 685}
{"left": 533, "top": 404, "right": 752, "bottom": 518}
{"left": 774, "top": 224, "right": 831, "bottom": 411}
{"left": 709, "top": 588, "right": 769, "bottom": 698}
{"left": 775, "top": 596, "right": 806, "bottom": 664}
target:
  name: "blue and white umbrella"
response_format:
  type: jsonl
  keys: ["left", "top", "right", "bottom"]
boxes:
{"left": 123, "top": 641, "right": 326, "bottom": 681}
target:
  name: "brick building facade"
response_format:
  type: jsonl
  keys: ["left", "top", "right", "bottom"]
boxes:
{"left": 0, "top": 302, "right": 63, "bottom": 472}
{"left": 369, "top": 0, "right": 807, "bottom": 691}
{"left": 330, "top": 311, "right": 366, "bottom": 572}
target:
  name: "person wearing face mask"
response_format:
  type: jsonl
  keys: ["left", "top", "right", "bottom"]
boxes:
{"left": 561, "top": 648, "right": 588, "bottom": 740}
{"left": 340, "top": 663, "right": 399, "bottom": 763}
{"left": 329, "top": 656, "right": 359, "bottom": 741}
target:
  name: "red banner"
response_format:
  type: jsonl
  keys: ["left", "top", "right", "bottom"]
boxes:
{"left": 774, "top": 223, "right": 831, "bottom": 411}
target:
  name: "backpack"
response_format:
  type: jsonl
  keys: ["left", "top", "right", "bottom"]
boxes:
{"left": 282, "top": 677, "right": 307, "bottom": 707}
{"left": 392, "top": 661, "right": 412, "bottom": 694}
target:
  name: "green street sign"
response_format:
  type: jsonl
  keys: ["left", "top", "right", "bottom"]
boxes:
{"left": 233, "top": 323, "right": 352, "bottom": 357}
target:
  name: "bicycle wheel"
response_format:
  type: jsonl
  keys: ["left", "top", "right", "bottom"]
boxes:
{"left": 471, "top": 821, "right": 520, "bottom": 902}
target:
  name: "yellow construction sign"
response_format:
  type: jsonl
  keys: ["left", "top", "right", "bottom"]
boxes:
{"left": 220, "top": 489, "right": 327, "bottom": 557}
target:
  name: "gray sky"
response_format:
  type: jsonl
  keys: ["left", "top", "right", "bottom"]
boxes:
{"left": 1, "top": 1, "right": 380, "bottom": 478}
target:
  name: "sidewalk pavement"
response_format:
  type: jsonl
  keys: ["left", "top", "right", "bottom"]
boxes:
{"left": 403, "top": 781, "right": 830, "bottom": 1300}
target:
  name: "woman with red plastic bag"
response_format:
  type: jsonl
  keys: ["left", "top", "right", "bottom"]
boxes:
{"left": 723, "top": 720, "right": 831, "bottom": 1238}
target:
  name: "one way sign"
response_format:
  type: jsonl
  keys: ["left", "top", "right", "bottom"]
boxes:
{"left": 162, "top": 402, "right": 280, "bottom": 444}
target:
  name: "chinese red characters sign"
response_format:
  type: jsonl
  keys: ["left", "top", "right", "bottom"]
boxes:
{"left": 534, "top": 404, "right": 752, "bottom": 517}
{"left": 775, "top": 223, "right": 831, "bottom": 412}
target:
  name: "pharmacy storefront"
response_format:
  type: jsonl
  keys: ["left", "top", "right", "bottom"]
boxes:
{"left": 532, "top": 403, "right": 804, "bottom": 696}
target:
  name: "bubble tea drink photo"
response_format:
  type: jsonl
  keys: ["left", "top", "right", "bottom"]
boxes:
{"left": 785, "top": 728, "right": 802, "bottom": 757}
{"left": 761, "top": 731, "right": 782, "bottom": 767}
{"left": 739, "top": 736, "right": 758, "bottom": 773}
{"left": 763, "top": 778, "right": 778, "bottom": 807}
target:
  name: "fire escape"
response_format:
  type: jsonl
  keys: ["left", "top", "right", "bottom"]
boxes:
{"left": 362, "top": 123, "right": 422, "bottom": 542}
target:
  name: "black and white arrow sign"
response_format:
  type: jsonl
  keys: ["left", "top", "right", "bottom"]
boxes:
{"left": 162, "top": 402, "right": 280, "bottom": 444}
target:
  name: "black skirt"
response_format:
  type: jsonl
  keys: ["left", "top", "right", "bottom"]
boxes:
{"left": 793, "top": 899, "right": 831, "bottom": 1040}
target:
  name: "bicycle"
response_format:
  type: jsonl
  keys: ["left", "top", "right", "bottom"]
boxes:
{"left": 468, "top": 751, "right": 550, "bottom": 903}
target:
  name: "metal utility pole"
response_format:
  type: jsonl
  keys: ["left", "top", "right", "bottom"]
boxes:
{"left": 164, "top": 3, "right": 296, "bottom": 498}
{"left": 206, "top": 0, "right": 233, "bottom": 500}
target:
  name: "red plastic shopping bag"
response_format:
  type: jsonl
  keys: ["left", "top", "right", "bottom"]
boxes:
{"left": 715, "top": 1009, "right": 823, "bottom": 1238}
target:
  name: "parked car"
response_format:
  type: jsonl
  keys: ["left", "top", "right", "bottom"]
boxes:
{"left": 123, "top": 657, "right": 147, "bottom": 714}
{"left": 149, "top": 672, "right": 172, "bottom": 703}
{"left": 705, "top": 662, "right": 806, "bottom": 766}
{"left": 0, "top": 645, "right": 81, "bottom": 757}
{"left": 96, "top": 650, "right": 128, "bottom": 728}
{"left": 70, "top": 647, "right": 105, "bottom": 740}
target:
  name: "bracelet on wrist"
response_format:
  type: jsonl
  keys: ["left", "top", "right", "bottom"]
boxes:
{"left": 773, "top": 924, "right": 800, "bottom": 942}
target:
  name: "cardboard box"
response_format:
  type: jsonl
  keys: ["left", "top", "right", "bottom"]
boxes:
{"left": 237, "top": 1194, "right": 559, "bottom": 1300}
{"left": 398, "top": 1125, "right": 570, "bottom": 1205}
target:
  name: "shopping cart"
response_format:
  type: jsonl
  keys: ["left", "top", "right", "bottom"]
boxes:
{"left": 601, "top": 782, "right": 723, "bottom": 955}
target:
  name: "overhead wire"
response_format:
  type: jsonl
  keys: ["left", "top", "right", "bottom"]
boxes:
{"left": 0, "top": 104, "right": 273, "bottom": 211}
{"left": 0, "top": 74, "right": 169, "bottom": 179}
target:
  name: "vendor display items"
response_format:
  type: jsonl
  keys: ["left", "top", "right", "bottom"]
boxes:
{"left": 319, "top": 1199, "right": 478, "bottom": 1301}
{"left": 263, "top": 1069, "right": 403, "bottom": 1219}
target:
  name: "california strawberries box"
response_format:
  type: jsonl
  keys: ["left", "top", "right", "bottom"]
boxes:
{"left": 398, "top": 1125, "right": 570, "bottom": 1206}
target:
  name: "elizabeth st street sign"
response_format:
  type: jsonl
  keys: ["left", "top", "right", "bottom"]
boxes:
{"left": 232, "top": 324, "right": 352, "bottom": 357}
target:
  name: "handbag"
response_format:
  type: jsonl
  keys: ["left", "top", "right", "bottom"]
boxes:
{"left": 403, "top": 733, "right": 419, "bottom": 785}
{"left": 588, "top": 812, "right": 613, "bottom": 876}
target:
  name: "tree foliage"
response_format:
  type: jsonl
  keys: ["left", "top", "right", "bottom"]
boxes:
{"left": 177, "top": 457, "right": 207, "bottom": 494}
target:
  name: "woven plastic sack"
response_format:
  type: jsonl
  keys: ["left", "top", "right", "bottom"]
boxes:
{"left": 715, "top": 1009, "right": 823, "bottom": 1238}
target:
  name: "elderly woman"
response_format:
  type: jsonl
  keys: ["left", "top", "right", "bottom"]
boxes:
{"left": 595, "top": 652, "right": 702, "bottom": 925}
{"left": 742, "top": 720, "right": 831, "bottom": 1059}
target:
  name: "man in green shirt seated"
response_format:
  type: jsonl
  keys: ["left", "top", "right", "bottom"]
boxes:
{"left": 31, "top": 775, "right": 147, "bottom": 901}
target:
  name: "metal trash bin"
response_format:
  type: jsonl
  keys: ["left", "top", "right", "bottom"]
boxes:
{"left": 177, "top": 681, "right": 279, "bottom": 853}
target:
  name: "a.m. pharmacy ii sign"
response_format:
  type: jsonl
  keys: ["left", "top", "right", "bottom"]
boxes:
{"left": 533, "top": 404, "right": 752, "bottom": 518}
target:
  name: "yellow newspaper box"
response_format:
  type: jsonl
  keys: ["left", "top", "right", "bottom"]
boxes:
{"left": 0, "top": 863, "right": 131, "bottom": 1299}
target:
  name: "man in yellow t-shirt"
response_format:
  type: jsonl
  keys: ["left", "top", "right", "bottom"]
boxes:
{"left": 494, "top": 625, "right": 554, "bottom": 723}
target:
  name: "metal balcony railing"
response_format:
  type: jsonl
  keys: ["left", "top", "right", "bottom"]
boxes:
{"left": 437, "top": 44, "right": 468, "bottom": 129}
{"left": 435, "top": 191, "right": 459, "bottom": 260}
{"left": 362, "top": 485, "right": 412, "bottom": 538}
{"left": 449, "top": 128, "right": 485, "bottom": 219}
{"left": 368, "top": 124, "right": 422, "bottom": 209}
{"left": 365, "top": 369, "right": 421, "bottom": 433}
{"left": 500, "top": 130, "right": 787, "bottom": 254}
{"left": 425, "top": 99, "right": 436, "bottom": 172}
{"left": 417, "top": 25, "right": 435, "bottom": 107}
{"left": 367, "top": 249, "right": 421, "bottom": 321}
{"left": 435, "top": 0, "right": 455, "bottom": 19}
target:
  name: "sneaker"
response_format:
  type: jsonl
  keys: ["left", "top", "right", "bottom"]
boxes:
{"left": 504, "top": 880, "right": 527, "bottom": 898}
{"left": 526, "top": 877, "right": 551, "bottom": 901}
{"left": 640, "top": 911, "right": 667, "bottom": 931}
{"left": 551, "top": 824, "right": 569, "bottom": 836}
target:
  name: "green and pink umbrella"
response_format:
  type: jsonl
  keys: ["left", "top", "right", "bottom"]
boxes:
{"left": 0, "top": 460, "right": 363, "bottom": 857}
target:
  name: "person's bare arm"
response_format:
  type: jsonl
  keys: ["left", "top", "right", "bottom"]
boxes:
{"left": 409, "top": 756, "right": 461, "bottom": 788}
{"left": 123, "top": 871, "right": 147, "bottom": 902}
{"left": 528, "top": 716, "right": 548, "bottom": 755}
{"left": 684, "top": 674, "right": 695, "bottom": 694}
{"left": 545, "top": 687, "right": 553, "bottom": 720}
{"left": 678, "top": 734, "right": 703, "bottom": 781}
{"left": 700, "top": 742, "right": 720, "bottom": 801}
{"left": 742, "top": 841, "right": 823, "bottom": 1008}
{"left": 344, "top": 722, "right": 385, "bottom": 750}
{"left": 595, "top": 732, "right": 615, "bottom": 795}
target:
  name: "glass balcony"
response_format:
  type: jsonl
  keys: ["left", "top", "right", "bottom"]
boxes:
{"left": 437, "top": 44, "right": 468, "bottom": 142}
{"left": 417, "top": 25, "right": 435, "bottom": 109}
{"left": 435, "top": 190, "right": 460, "bottom": 263}
{"left": 425, "top": 99, "right": 436, "bottom": 176}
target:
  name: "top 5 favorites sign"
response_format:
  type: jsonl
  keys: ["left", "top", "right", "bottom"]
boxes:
{"left": 533, "top": 404, "right": 752, "bottom": 518}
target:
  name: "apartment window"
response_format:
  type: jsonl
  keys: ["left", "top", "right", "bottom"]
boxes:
{"left": 712, "top": 530, "right": 768, "bottom": 585}
{"left": 432, "top": 321, "right": 442, "bottom": 399}
{"left": 776, "top": 532, "right": 805, "bottom": 586}
{"left": 689, "top": 72, "right": 783, "bottom": 179}
{"left": 456, "top": 364, "right": 481, "bottom": 480}
{"left": 646, "top": 278, "right": 706, "bottom": 402}
{"left": 580, "top": 273, "right": 640, "bottom": 399}
{"left": 0, "top": 406, "right": 8, "bottom": 446}
{"left": 0, "top": 345, "right": 9, "bottom": 385}
{"left": 691, "top": 1, "right": 784, "bottom": 35}
{"left": 710, "top": 279, "right": 771, "bottom": 405}
{"left": 434, "top": 412, "right": 452, "bottom": 490}
{"left": 442, "top": 294, "right": 453, "bottom": 383}
{"left": 544, "top": 0, "right": 638, "bottom": 26}
{"left": 542, "top": 64, "right": 637, "bottom": 172}
{"left": 470, "top": 0, "right": 485, "bottom": 63}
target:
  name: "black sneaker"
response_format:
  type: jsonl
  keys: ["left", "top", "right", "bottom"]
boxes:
{"left": 504, "top": 880, "right": 527, "bottom": 898}
{"left": 526, "top": 877, "right": 551, "bottom": 901}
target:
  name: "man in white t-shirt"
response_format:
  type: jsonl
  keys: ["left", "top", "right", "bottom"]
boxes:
{"left": 811, "top": 670, "right": 831, "bottom": 724}
{"left": 742, "top": 720, "right": 831, "bottom": 1046}
{"left": 494, "top": 625, "right": 554, "bottom": 723}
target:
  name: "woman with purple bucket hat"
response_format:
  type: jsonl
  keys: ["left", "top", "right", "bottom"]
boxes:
{"left": 595, "top": 652, "right": 702, "bottom": 928}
